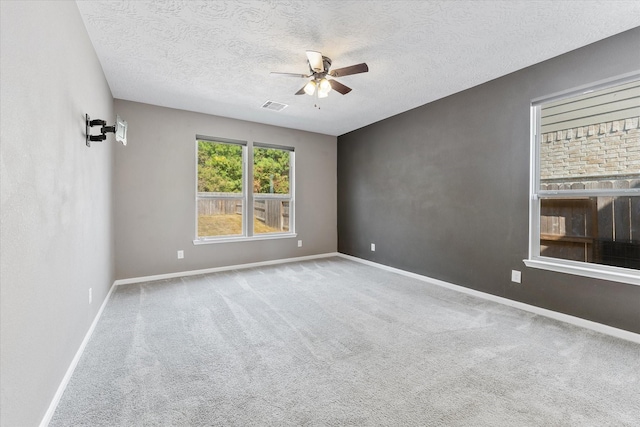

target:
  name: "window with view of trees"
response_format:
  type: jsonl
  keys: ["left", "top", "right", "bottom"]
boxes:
{"left": 196, "top": 137, "right": 294, "bottom": 240}
{"left": 527, "top": 77, "right": 640, "bottom": 284}
{"left": 253, "top": 146, "right": 292, "bottom": 235}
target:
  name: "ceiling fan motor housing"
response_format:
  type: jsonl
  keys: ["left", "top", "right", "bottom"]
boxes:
{"left": 322, "top": 56, "right": 332, "bottom": 73}
{"left": 309, "top": 56, "right": 332, "bottom": 74}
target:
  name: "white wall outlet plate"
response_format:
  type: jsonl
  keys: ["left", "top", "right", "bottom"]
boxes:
{"left": 511, "top": 270, "right": 522, "bottom": 283}
{"left": 371, "top": 243, "right": 376, "bottom": 251}
{"left": 177, "top": 250, "right": 184, "bottom": 259}
{"left": 298, "top": 240, "right": 303, "bottom": 247}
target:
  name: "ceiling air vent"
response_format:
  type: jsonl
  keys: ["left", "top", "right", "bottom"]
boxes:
{"left": 261, "top": 100, "right": 288, "bottom": 112}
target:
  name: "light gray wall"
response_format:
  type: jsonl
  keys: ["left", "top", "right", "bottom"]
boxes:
{"left": 0, "top": 2, "right": 115, "bottom": 426}
{"left": 113, "top": 100, "right": 337, "bottom": 280}
{"left": 338, "top": 28, "right": 640, "bottom": 334}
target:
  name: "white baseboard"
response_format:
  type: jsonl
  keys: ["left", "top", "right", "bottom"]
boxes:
{"left": 113, "top": 252, "right": 341, "bottom": 286}
{"left": 337, "top": 253, "right": 640, "bottom": 344}
{"left": 39, "top": 282, "right": 117, "bottom": 427}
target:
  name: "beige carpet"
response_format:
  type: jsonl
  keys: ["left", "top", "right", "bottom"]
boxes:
{"left": 50, "top": 257, "right": 640, "bottom": 426}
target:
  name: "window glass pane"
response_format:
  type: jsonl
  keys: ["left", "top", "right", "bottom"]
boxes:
{"left": 197, "top": 140, "right": 244, "bottom": 238}
{"left": 253, "top": 147, "right": 290, "bottom": 195}
{"left": 253, "top": 146, "right": 291, "bottom": 234}
{"left": 197, "top": 199, "right": 243, "bottom": 237}
{"left": 539, "top": 195, "right": 640, "bottom": 270}
{"left": 198, "top": 141, "right": 243, "bottom": 193}
{"left": 253, "top": 199, "right": 290, "bottom": 234}
{"left": 539, "top": 80, "right": 640, "bottom": 190}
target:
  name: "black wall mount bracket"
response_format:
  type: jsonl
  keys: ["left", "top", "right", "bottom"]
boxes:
{"left": 86, "top": 114, "right": 107, "bottom": 146}
{"left": 86, "top": 113, "right": 128, "bottom": 147}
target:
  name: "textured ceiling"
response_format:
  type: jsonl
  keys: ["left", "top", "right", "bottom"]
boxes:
{"left": 75, "top": 1, "right": 640, "bottom": 136}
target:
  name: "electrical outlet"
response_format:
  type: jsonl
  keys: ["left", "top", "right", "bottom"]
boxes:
{"left": 297, "top": 240, "right": 303, "bottom": 248}
{"left": 371, "top": 243, "right": 376, "bottom": 252}
{"left": 89, "top": 288, "right": 92, "bottom": 304}
{"left": 177, "top": 250, "right": 184, "bottom": 259}
{"left": 511, "top": 270, "right": 522, "bottom": 283}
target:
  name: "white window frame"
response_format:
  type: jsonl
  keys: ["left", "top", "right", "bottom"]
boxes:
{"left": 193, "top": 136, "right": 296, "bottom": 245}
{"left": 524, "top": 72, "right": 640, "bottom": 286}
{"left": 252, "top": 142, "right": 295, "bottom": 238}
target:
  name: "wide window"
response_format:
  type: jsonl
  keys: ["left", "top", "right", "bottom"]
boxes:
{"left": 526, "top": 76, "right": 640, "bottom": 285}
{"left": 195, "top": 137, "right": 295, "bottom": 242}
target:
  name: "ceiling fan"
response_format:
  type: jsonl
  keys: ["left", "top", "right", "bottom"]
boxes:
{"left": 270, "top": 51, "right": 369, "bottom": 98}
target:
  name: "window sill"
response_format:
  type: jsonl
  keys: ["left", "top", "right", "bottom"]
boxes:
{"left": 523, "top": 258, "right": 640, "bottom": 286}
{"left": 193, "top": 233, "right": 297, "bottom": 245}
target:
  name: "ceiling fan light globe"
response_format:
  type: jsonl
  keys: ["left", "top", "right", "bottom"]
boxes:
{"left": 318, "top": 90, "right": 329, "bottom": 98}
{"left": 303, "top": 80, "right": 316, "bottom": 96}
{"left": 319, "top": 78, "right": 332, "bottom": 93}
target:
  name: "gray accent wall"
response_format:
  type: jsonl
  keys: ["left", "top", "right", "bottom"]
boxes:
{"left": 112, "top": 100, "right": 337, "bottom": 280}
{"left": 0, "top": 2, "right": 115, "bottom": 426}
{"left": 338, "top": 28, "right": 640, "bottom": 334}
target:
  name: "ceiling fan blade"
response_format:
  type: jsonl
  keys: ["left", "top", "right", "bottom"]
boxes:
{"left": 329, "top": 63, "right": 369, "bottom": 78}
{"left": 295, "top": 84, "right": 307, "bottom": 95}
{"left": 306, "top": 50, "right": 324, "bottom": 72}
{"left": 270, "top": 72, "right": 309, "bottom": 78}
{"left": 328, "top": 79, "right": 352, "bottom": 95}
